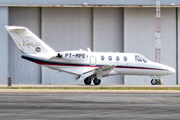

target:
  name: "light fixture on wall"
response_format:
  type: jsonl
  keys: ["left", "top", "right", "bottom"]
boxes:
{"left": 83, "top": 3, "right": 88, "bottom": 6}
{"left": 171, "top": 3, "right": 175, "bottom": 7}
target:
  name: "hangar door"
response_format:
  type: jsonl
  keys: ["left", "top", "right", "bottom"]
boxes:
{"left": 124, "top": 8, "right": 176, "bottom": 85}
{"left": 9, "top": 7, "right": 41, "bottom": 84}
{"left": 41, "top": 8, "right": 92, "bottom": 84}
{"left": 93, "top": 8, "right": 124, "bottom": 84}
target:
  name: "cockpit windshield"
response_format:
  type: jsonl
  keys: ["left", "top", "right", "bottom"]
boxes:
{"left": 135, "top": 55, "right": 142, "bottom": 62}
{"left": 140, "top": 55, "right": 149, "bottom": 63}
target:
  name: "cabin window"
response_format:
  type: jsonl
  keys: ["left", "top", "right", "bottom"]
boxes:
{"left": 101, "top": 56, "right": 104, "bottom": 61}
{"left": 116, "top": 56, "right": 120, "bottom": 61}
{"left": 124, "top": 56, "right": 127, "bottom": 61}
{"left": 135, "top": 55, "right": 142, "bottom": 62}
{"left": 108, "top": 56, "right": 112, "bottom": 61}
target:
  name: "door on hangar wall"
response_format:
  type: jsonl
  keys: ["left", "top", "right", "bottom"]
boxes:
{"left": 9, "top": 7, "right": 41, "bottom": 84}
{"left": 41, "top": 7, "right": 93, "bottom": 84}
{"left": 93, "top": 8, "right": 124, "bottom": 84}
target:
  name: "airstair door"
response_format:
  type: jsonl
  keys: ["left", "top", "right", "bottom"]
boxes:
{"left": 90, "top": 56, "right": 96, "bottom": 66}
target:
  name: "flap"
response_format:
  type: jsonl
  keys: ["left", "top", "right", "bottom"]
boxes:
{"left": 95, "top": 65, "right": 116, "bottom": 76}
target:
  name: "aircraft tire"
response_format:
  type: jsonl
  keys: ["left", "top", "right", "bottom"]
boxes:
{"left": 151, "top": 79, "right": 157, "bottom": 85}
{"left": 84, "top": 77, "right": 91, "bottom": 85}
{"left": 93, "top": 78, "right": 101, "bottom": 85}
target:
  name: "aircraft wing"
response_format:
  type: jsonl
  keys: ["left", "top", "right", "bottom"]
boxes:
{"left": 94, "top": 65, "right": 116, "bottom": 79}
{"left": 76, "top": 65, "right": 116, "bottom": 81}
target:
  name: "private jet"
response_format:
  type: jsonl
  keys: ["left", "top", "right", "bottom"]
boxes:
{"left": 5, "top": 26, "right": 175, "bottom": 85}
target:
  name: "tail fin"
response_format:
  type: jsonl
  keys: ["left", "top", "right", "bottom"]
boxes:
{"left": 5, "top": 26, "right": 55, "bottom": 54}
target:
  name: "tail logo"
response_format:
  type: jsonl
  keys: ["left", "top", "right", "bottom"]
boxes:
{"left": 23, "top": 40, "right": 41, "bottom": 48}
{"left": 35, "top": 47, "right": 41, "bottom": 52}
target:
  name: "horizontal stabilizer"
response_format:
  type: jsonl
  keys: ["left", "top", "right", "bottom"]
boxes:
{"left": 5, "top": 26, "right": 26, "bottom": 31}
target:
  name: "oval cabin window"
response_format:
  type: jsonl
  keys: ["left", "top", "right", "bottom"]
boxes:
{"left": 116, "top": 56, "right": 120, "bottom": 61}
{"left": 108, "top": 56, "right": 112, "bottom": 61}
{"left": 101, "top": 56, "right": 105, "bottom": 61}
{"left": 124, "top": 56, "right": 127, "bottom": 61}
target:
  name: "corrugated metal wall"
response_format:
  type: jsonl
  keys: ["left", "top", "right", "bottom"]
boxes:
{"left": 41, "top": 8, "right": 93, "bottom": 84}
{"left": 124, "top": 8, "right": 176, "bottom": 85}
{"left": 93, "top": 8, "right": 124, "bottom": 84}
{"left": 9, "top": 7, "right": 41, "bottom": 84}
{"left": 178, "top": 8, "right": 180, "bottom": 85}
{"left": 7, "top": 7, "right": 177, "bottom": 85}
{"left": 0, "top": 7, "right": 8, "bottom": 84}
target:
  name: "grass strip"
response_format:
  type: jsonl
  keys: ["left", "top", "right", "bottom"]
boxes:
{"left": 0, "top": 87, "right": 180, "bottom": 90}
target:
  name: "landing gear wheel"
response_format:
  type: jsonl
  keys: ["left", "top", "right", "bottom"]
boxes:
{"left": 84, "top": 77, "right": 91, "bottom": 85}
{"left": 93, "top": 78, "right": 101, "bottom": 85}
{"left": 151, "top": 79, "right": 157, "bottom": 85}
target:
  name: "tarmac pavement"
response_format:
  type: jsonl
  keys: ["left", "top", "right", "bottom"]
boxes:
{"left": 0, "top": 84, "right": 179, "bottom": 119}
{"left": 0, "top": 92, "right": 180, "bottom": 120}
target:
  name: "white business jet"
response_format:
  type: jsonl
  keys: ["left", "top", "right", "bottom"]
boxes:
{"left": 5, "top": 26, "right": 175, "bottom": 85}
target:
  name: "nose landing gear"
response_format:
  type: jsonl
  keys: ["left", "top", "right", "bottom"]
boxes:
{"left": 151, "top": 79, "right": 157, "bottom": 85}
{"left": 151, "top": 77, "right": 162, "bottom": 85}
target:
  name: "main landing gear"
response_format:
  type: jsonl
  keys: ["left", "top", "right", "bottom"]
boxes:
{"left": 84, "top": 77, "right": 91, "bottom": 85}
{"left": 84, "top": 77, "right": 101, "bottom": 85}
{"left": 93, "top": 78, "right": 101, "bottom": 85}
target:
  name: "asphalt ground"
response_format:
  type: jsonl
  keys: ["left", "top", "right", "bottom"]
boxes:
{"left": 0, "top": 92, "right": 180, "bottom": 120}
{"left": 6, "top": 84, "right": 180, "bottom": 88}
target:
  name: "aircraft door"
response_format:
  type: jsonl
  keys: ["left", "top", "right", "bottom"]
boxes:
{"left": 90, "top": 56, "right": 96, "bottom": 66}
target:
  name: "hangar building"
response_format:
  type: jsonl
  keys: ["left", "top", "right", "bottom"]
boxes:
{"left": 0, "top": 0, "right": 179, "bottom": 85}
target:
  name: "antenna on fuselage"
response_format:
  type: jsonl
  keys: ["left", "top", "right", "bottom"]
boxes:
{"left": 87, "top": 47, "right": 91, "bottom": 52}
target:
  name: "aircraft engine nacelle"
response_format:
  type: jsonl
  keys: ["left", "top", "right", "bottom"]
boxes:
{"left": 56, "top": 51, "right": 88, "bottom": 61}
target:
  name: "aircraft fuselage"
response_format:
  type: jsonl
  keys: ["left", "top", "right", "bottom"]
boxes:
{"left": 22, "top": 51, "right": 175, "bottom": 77}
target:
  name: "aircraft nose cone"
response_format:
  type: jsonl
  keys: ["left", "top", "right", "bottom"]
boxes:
{"left": 167, "top": 67, "right": 175, "bottom": 74}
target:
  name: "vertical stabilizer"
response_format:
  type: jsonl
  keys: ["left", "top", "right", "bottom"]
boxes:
{"left": 5, "top": 26, "right": 55, "bottom": 54}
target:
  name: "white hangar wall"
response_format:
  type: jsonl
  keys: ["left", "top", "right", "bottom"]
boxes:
{"left": 41, "top": 8, "right": 93, "bottom": 84}
{"left": 0, "top": 7, "right": 8, "bottom": 84}
{"left": 6, "top": 7, "right": 178, "bottom": 85}
{"left": 124, "top": 8, "right": 176, "bottom": 85}
{"left": 8, "top": 7, "right": 41, "bottom": 84}
{"left": 93, "top": 8, "right": 124, "bottom": 84}
{"left": 41, "top": 7, "right": 124, "bottom": 84}
{"left": 178, "top": 8, "right": 180, "bottom": 85}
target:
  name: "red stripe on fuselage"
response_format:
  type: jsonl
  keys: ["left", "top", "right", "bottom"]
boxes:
{"left": 32, "top": 60, "right": 164, "bottom": 71}
{"left": 33, "top": 61, "right": 100, "bottom": 68}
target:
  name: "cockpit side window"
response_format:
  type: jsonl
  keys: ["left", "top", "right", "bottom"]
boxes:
{"left": 142, "top": 58, "right": 147, "bottom": 63}
{"left": 135, "top": 55, "right": 142, "bottom": 62}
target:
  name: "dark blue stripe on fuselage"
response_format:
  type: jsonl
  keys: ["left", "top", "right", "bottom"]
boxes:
{"left": 21, "top": 55, "right": 168, "bottom": 71}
